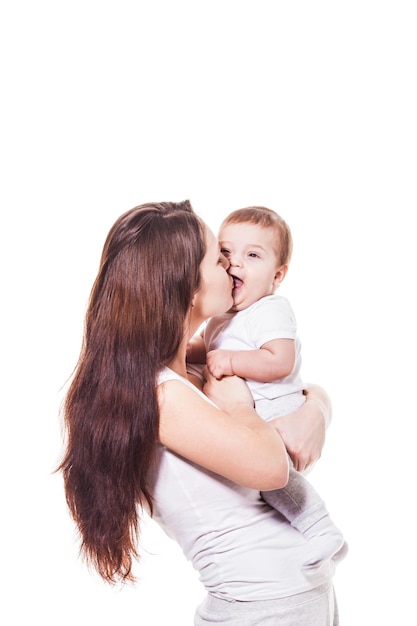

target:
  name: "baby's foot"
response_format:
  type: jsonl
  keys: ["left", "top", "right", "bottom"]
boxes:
{"left": 302, "top": 533, "right": 348, "bottom": 573}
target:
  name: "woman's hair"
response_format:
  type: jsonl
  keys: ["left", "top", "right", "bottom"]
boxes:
{"left": 58, "top": 200, "right": 206, "bottom": 583}
{"left": 221, "top": 206, "right": 293, "bottom": 266}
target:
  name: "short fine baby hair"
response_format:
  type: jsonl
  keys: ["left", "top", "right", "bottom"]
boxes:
{"left": 220, "top": 206, "right": 293, "bottom": 266}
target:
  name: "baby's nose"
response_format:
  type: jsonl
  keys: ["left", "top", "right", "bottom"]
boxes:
{"left": 229, "top": 253, "right": 242, "bottom": 267}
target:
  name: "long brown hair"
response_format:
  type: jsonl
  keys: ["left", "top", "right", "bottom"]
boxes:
{"left": 58, "top": 201, "right": 206, "bottom": 583}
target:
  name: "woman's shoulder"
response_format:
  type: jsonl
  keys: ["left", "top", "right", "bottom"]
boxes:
{"left": 158, "top": 366, "right": 211, "bottom": 402}
{"left": 157, "top": 366, "right": 184, "bottom": 385}
{"left": 158, "top": 366, "right": 202, "bottom": 386}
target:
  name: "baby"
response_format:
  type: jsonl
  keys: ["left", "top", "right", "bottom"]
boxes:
{"left": 187, "top": 206, "right": 347, "bottom": 573}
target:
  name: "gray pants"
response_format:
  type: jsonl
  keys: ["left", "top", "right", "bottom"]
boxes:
{"left": 195, "top": 583, "right": 339, "bottom": 625}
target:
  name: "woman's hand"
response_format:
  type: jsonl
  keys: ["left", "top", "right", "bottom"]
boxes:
{"left": 269, "top": 384, "right": 332, "bottom": 473}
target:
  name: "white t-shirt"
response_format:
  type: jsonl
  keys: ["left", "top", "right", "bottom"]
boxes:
{"left": 149, "top": 367, "right": 333, "bottom": 601}
{"left": 204, "top": 294, "right": 304, "bottom": 403}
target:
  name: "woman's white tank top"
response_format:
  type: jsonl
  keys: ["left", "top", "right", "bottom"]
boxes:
{"left": 149, "top": 367, "right": 333, "bottom": 601}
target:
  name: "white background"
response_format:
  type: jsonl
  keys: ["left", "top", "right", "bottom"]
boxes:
{"left": 1, "top": 1, "right": 416, "bottom": 624}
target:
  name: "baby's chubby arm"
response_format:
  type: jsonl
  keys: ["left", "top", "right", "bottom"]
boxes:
{"left": 206, "top": 338, "right": 295, "bottom": 381}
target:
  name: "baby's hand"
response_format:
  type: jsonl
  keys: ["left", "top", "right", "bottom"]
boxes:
{"left": 203, "top": 368, "right": 254, "bottom": 412}
{"left": 206, "top": 349, "right": 234, "bottom": 379}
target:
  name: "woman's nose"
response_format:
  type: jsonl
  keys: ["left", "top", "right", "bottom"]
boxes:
{"left": 220, "top": 252, "right": 230, "bottom": 270}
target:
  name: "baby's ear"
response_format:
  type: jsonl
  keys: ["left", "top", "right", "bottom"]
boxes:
{"left": 274, "top": 264, "right": 288, "bottom": 288}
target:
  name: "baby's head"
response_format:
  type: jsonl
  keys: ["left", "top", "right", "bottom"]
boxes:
{"left": 219, "top": 206, "right": 293, "bottom": 311}
{"left": 220, "top": 206, "right": 292, "bottom": 266}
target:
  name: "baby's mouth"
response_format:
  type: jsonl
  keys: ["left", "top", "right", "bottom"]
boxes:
{"left": 231, "top": 275, "right": 243, "bottom": 290}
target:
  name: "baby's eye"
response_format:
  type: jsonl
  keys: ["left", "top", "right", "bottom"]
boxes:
{"left": 220, "top": 248, "right": 231, "bottom": 257}
{"left": 248, "top": 252, "right": 260, "bottom": 258}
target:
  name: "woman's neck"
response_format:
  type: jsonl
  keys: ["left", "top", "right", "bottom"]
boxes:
{"left": 166, "top": 311, "right": 202, "bottom": 378}
{"left": 166, "top": 337, "right": 188, "bottom": 378}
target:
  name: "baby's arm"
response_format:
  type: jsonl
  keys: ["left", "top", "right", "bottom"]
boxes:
{"left": 206, "top": 338, "right": 295, "bottom": 381}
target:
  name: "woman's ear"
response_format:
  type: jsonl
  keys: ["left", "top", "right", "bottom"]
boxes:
{"left": 274, "top": 264, "right": 288, "bottom": 289}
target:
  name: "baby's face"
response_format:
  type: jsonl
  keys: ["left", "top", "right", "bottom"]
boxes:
{"left": 219, "top": 222, "right": 282, "bottom": 311}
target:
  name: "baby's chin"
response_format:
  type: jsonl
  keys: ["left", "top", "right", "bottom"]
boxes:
{"left": 229, "top": 299, "right": 245, "bottom": 312}
{"left": 226, "top": 300, "right": 240, "bottom": 313}
{"left": 230, "top": 294, "right": 259, "bottom": 312}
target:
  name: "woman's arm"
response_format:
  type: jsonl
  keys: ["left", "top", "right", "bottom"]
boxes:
{"left": 269, "top": 384, "right": 332, "bottom": 473}
{"left": 158, "top": 373, "right": 289, "bottom": 491}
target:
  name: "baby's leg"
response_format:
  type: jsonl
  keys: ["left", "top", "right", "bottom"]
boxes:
{"left": 261, "top": 462, "right": 347, "bottom": 573}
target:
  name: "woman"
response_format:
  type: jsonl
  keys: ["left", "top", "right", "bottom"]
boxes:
{"left": 59, "top": 200, "right": 339, "bottom": 625}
